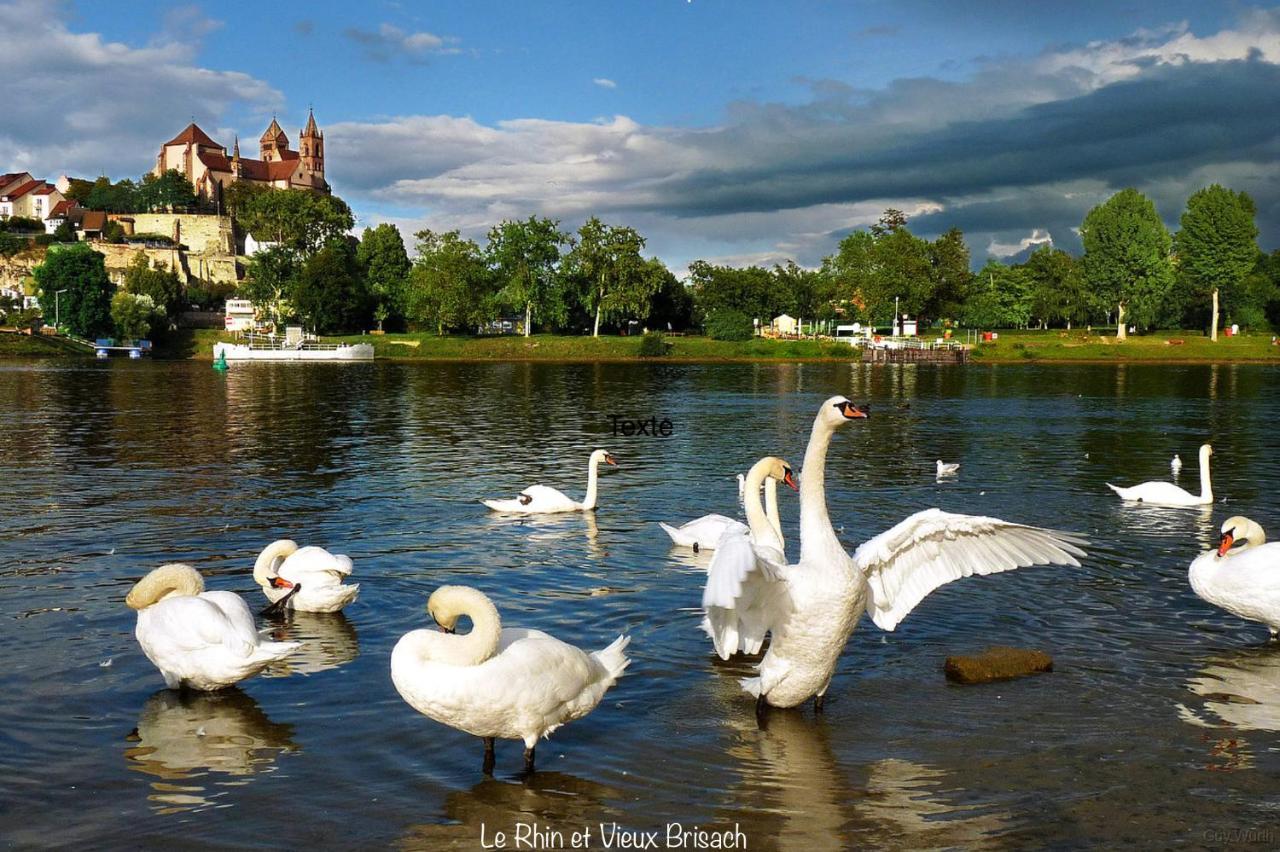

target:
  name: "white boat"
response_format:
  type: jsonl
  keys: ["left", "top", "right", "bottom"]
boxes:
{"left": 213, "top": 329, "right": 374, "bottom": 362}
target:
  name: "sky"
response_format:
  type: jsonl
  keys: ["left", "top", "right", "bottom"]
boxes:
{"left": 2, "top": 0, "right": 1278, "bottom": 273}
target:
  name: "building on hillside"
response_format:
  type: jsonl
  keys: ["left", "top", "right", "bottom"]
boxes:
{"left": 154, "top": 111, "right": 329, "bottom": 204}
{"left": 0, "top": 172, "right": 35, "bottom": 197}
{"left": 0, "top": 177, "right": 63, "bottom": 223}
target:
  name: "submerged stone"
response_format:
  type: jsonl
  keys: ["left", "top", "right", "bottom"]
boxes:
{"left": 944, "top": 646, "right": 1053, "bottom": 684}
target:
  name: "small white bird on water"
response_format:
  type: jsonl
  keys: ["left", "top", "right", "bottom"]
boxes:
{"left": 936, "top": 460, "right": 960, "bottom": 477}
{"left": 1172, "top": 454, "right": 1183, "bottom": 474}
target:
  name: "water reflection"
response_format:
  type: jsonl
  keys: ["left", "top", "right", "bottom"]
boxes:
{"left": 124, "top": 689, "right": 297, "bottom": 813}
{"left": 261, "top": 611, "right": 360, "bottom": 676}
{"left": 398, "top": 772, "right": 624, "bottom": 851}
{"left": 1179, "top": 649, "right": 1280, "bottom": 733}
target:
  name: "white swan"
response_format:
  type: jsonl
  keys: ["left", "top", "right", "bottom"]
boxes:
{"left": 1108, "top": 443, "right": 1213, "bottom": 506}
{"left": 391, "top": 585, "right": 630, "bottom": 774}
{"left": 1172, "top": 454, "right": 1183, "bottom": 474}
{"left": 660, "top": 474, "right": 785, "bottom": 552}
{"left": 936, "top": 460, "right": 960, "bottom": 477}
{"left": 703, "top": 456, "right": 797, "bottom": 657}
{"left": 126, "top": 564, "right": 300, "bottom": 691}
{"left": 708, "top": 396, "right": 1086, "bottom": 712}
{"left": 482, "top": 449, "right": 617, "bottom": 514}
{"left": 1190, "top": 516, "right": 1280, "bottom": 635}
{"left": 254, "top": 539, "right": 359, "bottom": 614}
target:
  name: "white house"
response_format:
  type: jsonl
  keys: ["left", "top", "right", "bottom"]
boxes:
{"left": 772, "top": 313, "right": 798, "bottom": 335}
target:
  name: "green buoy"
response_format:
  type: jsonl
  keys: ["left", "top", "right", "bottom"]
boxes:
{"left": 213, "top": 350, "right": 228, "bottom": 371}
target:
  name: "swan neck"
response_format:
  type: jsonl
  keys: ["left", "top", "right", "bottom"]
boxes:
{"left": 433, "top": 590, "right": 502, "bottom": 665}
{"left": 764, "top": 477, "right": 783, "bottom": 546}
{"left": 799, "top": 416, "right": 842, "bottom": 564}
{"left": 1199, "top": 449, "right": 1213, "bottom": 502}
{"left": 583, "top": 455, "right": 601, "bottom": 510}
{"left": 743, "top": 460, "right": 781, "bottom": 549}
{"left": 253, "top": 539, "right": 296, "bottom": 587}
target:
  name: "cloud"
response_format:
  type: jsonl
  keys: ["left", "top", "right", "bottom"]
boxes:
{"left": 343, "top": 23, "right": 461, "bottom": 63}
{"left": 0, "top": 0, "right": 281, "bottom": 179}
{"left": 155, "top": 4, "right": 224, "bottom": 50}
{"left": 323, "top": 10, "right": 1280, "bottom": 269}
{"left": 593, "top": 78, "right": 618, "bottom": 89}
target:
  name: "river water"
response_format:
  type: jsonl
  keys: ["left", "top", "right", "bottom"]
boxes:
{"left": 1, "top": 360, "right": 1278, "bottom": 849}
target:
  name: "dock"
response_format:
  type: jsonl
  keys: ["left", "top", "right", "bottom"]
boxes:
{"left": 864, "top": 341, "right": 970, "bottom": 364}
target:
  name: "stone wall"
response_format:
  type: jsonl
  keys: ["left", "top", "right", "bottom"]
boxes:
{"left": 116, "top": 213, "right": 233, "bottom": 254}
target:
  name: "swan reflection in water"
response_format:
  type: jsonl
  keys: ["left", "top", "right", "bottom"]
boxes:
{"left": 399, "top": 772, "right": 624, "bottom": 851}
{"left": 484, "top": 510, "right": 606, "bottom": 560}
{"left": 1178, "top": 648, "right": 1280, "bottom": 771}
{"left": 260, "top": 610, "right": 360, "bottom": 677}
{"left": 124, "top": 688, "right": 297, "bottom": 813}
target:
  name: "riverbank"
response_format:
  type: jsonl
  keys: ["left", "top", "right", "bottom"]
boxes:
{"left": 970, "top": 329, "right": 1280, "bottom": 363}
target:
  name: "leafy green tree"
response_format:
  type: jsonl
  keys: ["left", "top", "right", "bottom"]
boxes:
{"left": 1025, "top": 246, "right": 1089, "bottom": 329}
{"left": 236, "top": 189, "right": 355, "bottom": 254}
{"left": 821, "top": 230, "right": 876, "bottom": 322}
{"left": 51, "top": 220, "right": 77, "bottom": 242}
{"left": 563, "top": 218, "right": 653, "bottom": 336}
{"left": 61, "top": 177, "right": 94, "bottom": 203}
{"left": 1080, "top": 188, "right": 1174, "bottom": 339}
{"left": 962, "top": 261, "right": 1033, "bottom": 329}
{"left": 111, "top": 292, "right": 162, "bottom": 341}
{"left": 291, "top": 240, "right": 370, "bottom": 333}
{"left": 84, "top": 176, "right": 139, "bottom": 213}
{"left": 488, "top": 216, "right": 568, "bottom": 336}
{"left": 34, "top": 243, "right": 114, "bottom": 337}
{"left": 137, "top": 169, "right": 198, "bottom": 212}
{"left": 643, "top": 259, "right": 693, "bottom": 331}
{"left": 705, "top": 309, "right": 754, "bottom": 340}
{"left": 927, "top": 228, "right": 973, "bottom": 320}
{"left": 821, "top": 210, "right": 936, "bottom": 328}
{"left": 101, "top": 220, "right": 126, "bottom": 243}
{"left": 406, "top": 230, "right": 497, "bottom": 334}
{"left": 241, "top": 245, "right": 300, "bottom": 328}
{"left": 1174, "top": 185, "right": 1258, "bottom": 340}
{"left": 0, "top": 231, "right": 24, "bottom": 257}
{"left": 358, "top": 223, "right": 411, "bottom": 331}
{"left": 122, "top": 252, "right": 182, "bottom": 319}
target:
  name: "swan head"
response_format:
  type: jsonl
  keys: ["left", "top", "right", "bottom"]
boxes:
{"left": 253, "top": 539, "right": 299, "bottom": 590}
{"left": 754, "top": 456, "right": 799, "bottom": 491}
{"left": 1219, "top": 516, "right": 1266, "bottom": 557}
{"left": 427, "top": 585, "right": 497, "bottom": 634}
{"left": 821, "top": 396, "right": 870, "bottom": 426}
{"left": 126, "top": 563, "right": 205, "bottom": 610}
{"left": 1200, "top": 444, "right": 1214, "bottom": 460}
{"left": 591, "top": 449, "right": 618, "bottom": 467}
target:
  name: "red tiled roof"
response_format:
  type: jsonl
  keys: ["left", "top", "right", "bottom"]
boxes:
{"left": 48, "top": 200, "right": 78, "bottom": 218}
{"left": 33, "top": 183, "right": 57, "bottom": 195}
{"left": 81, "top": 211, "right": 106, "bottom": 231}
{"left": 164, "top": 123, "right": 222, "bottom": 148}
{"left": 1, "top": 179, "right": 41, "bottom": 200}
{"left": 198, "top": 151, "right": 301, "bottom": 183}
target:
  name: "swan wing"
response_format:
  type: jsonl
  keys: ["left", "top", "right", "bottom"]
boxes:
{"left": 702, "top": 527, "right": 788, "bottom": 659}
{"left": 660, "top": 514, "right": 746, "bottom": 549}
{"left": 854, "top": 508, "right": 1088, "bottom": 632}
{"left": 280, "top": 546, "right": 354, "bottom": 585}
{"left": 146, "top": 595, "right": 257, "bottom": 658}
{"left": 1106, "top": 481, "right": 1199, "bottom": 504}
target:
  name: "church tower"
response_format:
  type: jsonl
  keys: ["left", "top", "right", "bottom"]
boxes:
{"left": 259, "top": 117, "right": 288, "bottom": 162}
{"left": 300, "top": 108, "right": 325, "bottom": 180}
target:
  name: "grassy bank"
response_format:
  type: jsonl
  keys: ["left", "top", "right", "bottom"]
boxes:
{"left": 0, "top": 331, "right": 89, "bottom": 358}
{"left": 970, "top": 329, "right": 1280, "bottom": 363}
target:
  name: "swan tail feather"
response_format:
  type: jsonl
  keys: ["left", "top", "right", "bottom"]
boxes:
{"left": 592, "top": 634, "right": 631, "bottom": 681}
{"left": 658, "top": 522, "right": 689, "bottom": 546}
{"left": 254, "top": 639, "right": 301, "bottom": 664}
{"left": 739, "top": 676, "right": 762, "bottom": 698}
{"left": 1106, "top": 483, "right": 1127, "bottom": 498}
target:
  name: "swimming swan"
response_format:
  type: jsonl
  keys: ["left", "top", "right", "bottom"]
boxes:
{"left": 708, "top": 396, "right": 1086, "bottom": 713}
{"left": 1108, "top": 444, "right": 1213, "bottom": 506}
{"left": 703, "top": 456, "right": 798, "bottom": 657}
{"left": 482, "top": 450, "right": 617, "bottom": 514}
{"left": 254, "top": 539, "right": 359, "bottom": 614}
{"left": 126, "top": 564, "right": 300, "bottom": 690}
{"left": 391, "top": 585, "right": 631, "bottom": 774}
{"left": 1189, "top": 516, "right": 1280, "bottom": 636}
{"left": 660, "top": 475, "right": 784, "bottom": 553}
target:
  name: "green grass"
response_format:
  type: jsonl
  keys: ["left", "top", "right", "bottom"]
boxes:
{"left": 0, "top": 331, "right": 89, "bottom": 359}
{"left": 969, "top": 328, "right": 1280, "bottom": 363}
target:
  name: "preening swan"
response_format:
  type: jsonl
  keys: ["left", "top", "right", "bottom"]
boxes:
{"left": 482, "top": 449, "right": 617, "bottom": 514}
{"left": 936, "top": 460, "right": 960, "bottom": 477}
{"left": 712, "top": 396, "right": 1086, "bottom": 713}
{"left": 126, "top": 564, "right": 300, "bottom": 690}
{"left": 391, "top": 585, "right": 630, "bottom": 774}
{"left": 254, "top": 539, "right": 359, "bottom": 614}
{"left": 703, "top": 456, "right": 798, "bottom": 658}
{"left": 1108, "top": 443, "right": 1213, "bottom": 506}
{"left": 1189, "top": 517, "right": 1280, "bottom": 636}
{"left": 659, "top": 474, "right": 784, "bottom": 553}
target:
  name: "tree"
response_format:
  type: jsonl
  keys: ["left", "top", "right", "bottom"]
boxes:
{"left": 927, "top": 228, "right": 973, "bottom": 320}
{"left": 111, "top": 292, "right": 162, "bottom": 341}
{"left": 357, "top": 224, "right": 411, "bottom": 331}
{"left": 241, "top": 245, "right": 300, "bottom": 328}
{"left": 1080, "top": 188, "right": 1174, "bottom": 339}
{"left": 563, "top": 218, "right": 653, "bottom": 336}
{"left": 1025, "top": 246, "right": 1089, "bottom": 329}
{"left": 822, "top": 230, "right": 876, "bottom": 321}
{"left": 137, "top": 169, "right": 198, "bottom": 212}
{"left": 688, "top": 261, "right": 783, "bottom": 327}
{"left": 643, "top": 259, "right": 693, "bottom": 331}
{"left": 774, "top": 261, "right": 831, "bottom": 331}
{"left": 488, "top": 216, "right": 568, "bottom": 336}
{"left": 821, "top": 210, "right": 937, "bottom": 328}
{"left": 291, "top": 240, "right": 370, "bottom": 333}
{"left": 122, "top": 252, "right": 182, "bottom": 320}
{"left": 61, "top": 177, "right": 94, "bottom": 203}
{"left": 84, "top": 176, "right": 138, "bottom": 213}
{"left": 51, "top": 220, "right": 77, "bottom": 242}
{"left": 406, "top": 229, "right": 496, "bottom": 334}
{"left": 235, "top": 189, "right": 355, "bottom": 254}
{"left": 1174, "top": 185, "right": 1258, "bottom": 340}
{"left": 34, "top": 244, "right": 114, "bottom": 337}
{"left": 962, "top": 261, "right": 1032, "bottom": 329}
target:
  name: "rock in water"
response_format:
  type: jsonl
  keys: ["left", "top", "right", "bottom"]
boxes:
{"left": 944, "top": 646, "right": 1053, "bottom": 684}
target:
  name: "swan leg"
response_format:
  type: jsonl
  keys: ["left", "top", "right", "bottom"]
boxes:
{"left": 482, "top": 737, "right": 495, "bottom": 775}
{"left": 523, "top": 746, "right": 536, "bottom": 774}
{"left": 813, "top": 694, "right": 825, "bottom": 714}
{"left": 693, "top": 542, "right": 700, "bottom": 554}
{"left": 755, "top": 694, "right": 770, "bottom": 730}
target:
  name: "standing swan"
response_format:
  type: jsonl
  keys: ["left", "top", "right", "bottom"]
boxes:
{"left": 659, "top": 475, "right": 785, "bottom": 553}
{"left": 126, "top": 564, "right": 300, "bottom": 690}
{"left": 1190, "top": 517, "right": 1280, "bottom": 636}
{"left": 482, "top": 449, "right": 617, "bottom": 514}
{"left": 391, "top": 586, "right": 630, "bottom": 774}
{"left": 253, "top": 539, "right": 359, "bottom": 614}
{"left": 703, "top": 456, "right": 798, "bottom": 657}
{"left": 713, "top": 396, "right": 1086, "bottom": 714}
{"left": 1108, "top": 443, "right": 1213, "bottom": 506}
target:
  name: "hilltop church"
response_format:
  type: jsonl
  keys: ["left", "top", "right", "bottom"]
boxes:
{"left": 154, "top": 110, "right": 329, "bottom": 202}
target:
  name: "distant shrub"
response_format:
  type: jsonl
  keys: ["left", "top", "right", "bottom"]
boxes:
{"left": 639, "top": 331, "right": 668, "bottom": 357}
{"left": 706, "top": 309, "right": 753, "bottom": 341}
{"left": 33, "top": 234, "right": 56, "bottom": 246}
{"left": 0, "top": 231, "right": 25, "bottom": 256}
{"left": 0, "top": 216, "right": 44, "bottom": 233}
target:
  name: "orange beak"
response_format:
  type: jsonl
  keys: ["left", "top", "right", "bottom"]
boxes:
{"left": 1217, "top": 532, "right": 1234, "bottom": 558}
{"left": 841, "top": 402, "right": 869, "bottom": 419}
{"left": 269, "top": 577, "right": 294, "bottom": 589}
{"left": 605, "top": 454, "right": 618, "bottom": 466}
{"left": 783, "top": 470, "right": 799, "bottom": 491}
